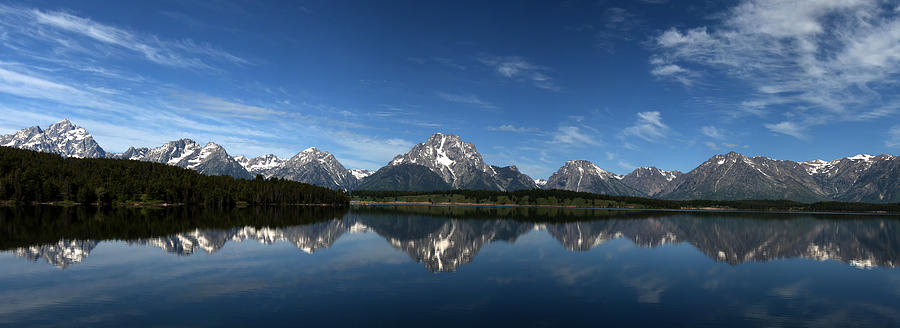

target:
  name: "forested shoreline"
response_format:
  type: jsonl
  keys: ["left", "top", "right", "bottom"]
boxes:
{"left": 0, "top": 147, "right": 348, "bottom": 206}
{"left": 351, "top": 189, "right": 900, "bottom": 213}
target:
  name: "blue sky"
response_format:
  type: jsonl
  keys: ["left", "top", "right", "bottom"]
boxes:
{"left": 1, "top": 0, "right": 899, "bottom": 178}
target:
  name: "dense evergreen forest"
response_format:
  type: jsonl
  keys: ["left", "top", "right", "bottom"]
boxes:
{"left": 0, "top": 147, "right": 348, "bottom": 206}
{"left": 352, "top": 189, "right": 900, "bottom": 213}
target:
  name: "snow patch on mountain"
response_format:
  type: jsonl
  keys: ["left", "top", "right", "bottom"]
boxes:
{"left": 349, "top": 169, "right": 373, "bottom": 180}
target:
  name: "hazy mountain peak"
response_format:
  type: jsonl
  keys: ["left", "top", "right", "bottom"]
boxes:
{"left": 272, "top": 147, "right": 355, "bottom": 190}
{"left": 546, "top": 160, "right": 638, "bottom": 195}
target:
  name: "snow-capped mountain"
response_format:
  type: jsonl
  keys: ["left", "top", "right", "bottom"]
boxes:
{"left": 544, "top": 160, "right": 640, "bottom": 196}
{"left": 234, "top": 154, "right": 285, "bottom": 178}
{"left": 799, "top": 154, "right": 900, "bottom": 202}
{"left": 114, "top": 139, "right": 252, "bottom": 179}
{"left": 537, "top": 152, "right": 898, "bottom": 203}
{"left": 534, "top": 179, "right": 548, "bottom": 188}
{"left": 664, "top": 152, "right": 824, "bottom": 201}
{"left": 0, "top": 119, "right": 106, "bottom": 158}
{"left": 233, "top": 150, "right": 370, "bottom": 190}
{"left": 661, "top": 152, "right": 900, "bottom": 202}
{"left": 620, "top": 167, "right": 683, "bottom": 197}
{"left": 381, "top": 133, "right": 535, "bottom": 191}
{"left": 268, "top": 147, "right": 357, "bottom": 190}
{"left": 388, "top": 133, "right": 499, "bottom": 189}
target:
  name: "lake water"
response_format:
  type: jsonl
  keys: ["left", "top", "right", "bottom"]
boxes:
{"left": 1, "top": 205, "right": 899, "bottom": 327}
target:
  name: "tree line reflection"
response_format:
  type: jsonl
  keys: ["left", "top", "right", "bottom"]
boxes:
{"left": 4, "top": 206, "right": 898, "bottom": 271}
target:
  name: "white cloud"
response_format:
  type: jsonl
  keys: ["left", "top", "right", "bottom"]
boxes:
{"left": 437, "top": 92, "right": 497, "bottom": 109}
{"left": 622, "top": 111, "right": 670, "bottom": 142}
{"left": 650, "top": 62, "right": 693, "bottom": 85}
{"left": 765, "top": 121, "right": 805, "bottom": 139}
{"left": 650, "top": 64, "right": 686, "bottom": 76}
{"left": 887, "top": 126, "right": 900, "bottom": 148}
{"left": 701, "top": 126, "right": 724, "bottom": 139}
{"left": 652, "top": 0, "right": 900, "bottom": 136}
{"left": 479, "top": 56, "right": 560, "bottom": 91}
{"left": 551, "top": 126, "right": 602, "bottom": 146}
{"left": 488, "top": 124, "right": 538, "bottom": 133}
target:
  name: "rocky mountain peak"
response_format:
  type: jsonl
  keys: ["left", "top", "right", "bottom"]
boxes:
{"left": 389, "top": 133, "right": 495, "bottom": 188}
{"left": 561, "top": 160, "right": 613, "bottom": 178}
{"left": 47, "top": 118, "right": 74, "bottom": 130}
{"left": 272, "top": 147, "right": 355, "bottom": 190}
{"left": 621, "top": 166, "right": 683, "bottom": 196}
{"left": 0, "top": 119, "right": 105, "bottom": 158}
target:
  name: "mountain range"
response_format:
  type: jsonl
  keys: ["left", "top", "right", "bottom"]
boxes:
{"left": 2, "top": 119, "right": 898, "bottom": 203}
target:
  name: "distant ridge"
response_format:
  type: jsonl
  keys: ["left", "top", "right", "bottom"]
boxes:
{"left": 2, "top": 119, "right": 898, "bottom": 202}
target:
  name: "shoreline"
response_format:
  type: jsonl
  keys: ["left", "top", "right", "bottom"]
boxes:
{"left": 350, "top": 201, "right": 900, "bottom": 216}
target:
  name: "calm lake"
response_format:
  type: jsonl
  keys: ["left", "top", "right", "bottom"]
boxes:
{"left": 1, "top": 205, "right": 899, "bottom": 327}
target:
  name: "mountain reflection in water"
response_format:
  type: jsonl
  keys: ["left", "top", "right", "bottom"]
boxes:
{"left": 4, "top": 206, "right": 898, "bottom": 271}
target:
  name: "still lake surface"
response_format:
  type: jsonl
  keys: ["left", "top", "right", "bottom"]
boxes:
{"left": 1, "top": 205, "right": 899, "bottom": 327}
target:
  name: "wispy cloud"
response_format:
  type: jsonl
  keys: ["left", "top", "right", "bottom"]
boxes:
{"left": 0, "top": 4, "right": 247, "bottom": 69}
{"left": 765, "top": 121, "right": 805, "bottom": 139}
{"left": 437, "top": 92, "right": 497, "bottom": 109}
{"left": 886, "top": 126, "right": 900, "bottom": 148}
{"left": 652, "top": 0, "right": 900, "bottom": 138}
{"left": 551, "top": 126, "right": 602, "bottom": 146}
{"left": 488, "top": 124, "right": 539, "bottom": 133}
{"left": 649, "top": 59, "right": 692, "bottom": 85}
{"left": 622, "top": 111, "right": 670, "bottom": 142}
{"left": 0, "top": 66, "right": 86, "bottom": 101}
{"left": 701, "top": 126, "right": 723, "bottom": 139}
{"left": 172, "top": 92, "right": 286, "bottom": 120}
{"left": 329, "top": 130, "right": 414, "bottom": 169}
{"left": 478, "top": 56, "right": 560, "bottom": 91}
